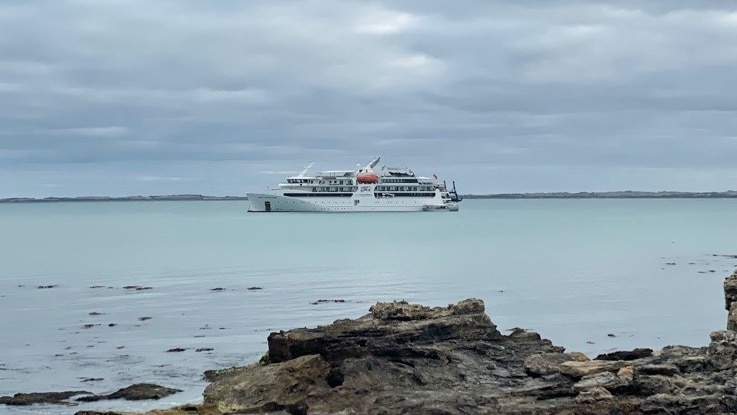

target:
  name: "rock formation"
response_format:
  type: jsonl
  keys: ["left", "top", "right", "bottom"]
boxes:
{"left": 194, "top": 272, "right": 737, "bottom": 414}
{"left": 9, "top": 272, "right": 737, "bottom": 415}
{"left": 0, "top": 383, "right": 180, "bottom": 407}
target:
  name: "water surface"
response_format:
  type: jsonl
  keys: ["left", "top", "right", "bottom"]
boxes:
{"left": 1, "top": 199, "right": 735, "bottom": 413}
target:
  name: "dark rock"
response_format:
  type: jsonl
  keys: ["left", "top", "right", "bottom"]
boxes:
{"left": 37, "top": 285, "right": 58, "bottom": 289}
{"left": 196, "top": 348, "right": 214, "bottom": 352}
{"left": 724, "top": 272, "right": 737, "bottom": 312}
{"left": 166, "top": 348, "right": 187, "bottom": 353}
{"left": 75, "top": 383, "right": 181, "bottom": 402}
{"left": 138, "top": 316, "right": 152, "bottom": 321}
{"left": 204, "top": 299, "right": 573, "bottom": 414}
{"left": 210, "top": 287, "right": 225, "bottom": 292}
{"left": 247, "top": 286, "right": 263, "bottom": 290}
{"left": 122, "top": 286, "right": 152, "bottom": 291}
{"left": 0, "top": 391, "right": 90, "bottom": 405}
{"left": 595, "top": 348, "right": 653, "bottom": 361}
{"left": 311, "top": 299, "right": 347, "bottom": 305}
{"left": 79, "top": 377, "right": 104, "bottom": 383}
{"left": 188, "top": 286, "right": 737, "bottom": 414}
{"left": 636, "top": 364, "right": 680, "bottom": 377}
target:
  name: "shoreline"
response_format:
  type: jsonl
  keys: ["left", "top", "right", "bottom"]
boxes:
{"left": 5, "top": 271, "right": 736, "bottom": 414}
{"left": 2, "top": 191, "right": 737, "bottom": 203}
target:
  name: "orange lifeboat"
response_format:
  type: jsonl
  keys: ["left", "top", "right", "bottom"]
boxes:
{"left": 356, "top": 172, "right": 379, "bottom": 184}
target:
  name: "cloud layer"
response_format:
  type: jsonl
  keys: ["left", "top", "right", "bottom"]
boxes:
{"left": 2, "top": 1, "right": 737, "bottom": 196}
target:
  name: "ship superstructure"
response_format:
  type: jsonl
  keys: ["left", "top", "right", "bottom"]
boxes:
{"left": 247, "top": 157, "right": 460, "bottom": 212}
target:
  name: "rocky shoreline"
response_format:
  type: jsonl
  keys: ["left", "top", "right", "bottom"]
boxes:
{"left": 5, "top": 272, "right": 737, "bottom": 414}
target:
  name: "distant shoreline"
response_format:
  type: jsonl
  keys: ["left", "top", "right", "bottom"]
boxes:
{"left": 2, "top": 191, "right": 737, "bottom": 203}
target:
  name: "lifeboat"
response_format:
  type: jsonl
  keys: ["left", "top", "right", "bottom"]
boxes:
{"left": 356, "top": 171, "right": 379, "bottom": 184}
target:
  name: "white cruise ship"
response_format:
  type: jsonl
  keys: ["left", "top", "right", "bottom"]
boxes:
{"left": 247, "top": 157, "right": 461, "bottom": 212}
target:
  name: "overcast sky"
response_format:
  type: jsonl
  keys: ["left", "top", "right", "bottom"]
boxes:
{"left": 2, "top": 0, "right": 737, "bottom": 197}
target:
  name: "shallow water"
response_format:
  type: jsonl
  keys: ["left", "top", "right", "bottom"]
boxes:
{"left": 1, "top": 199, "right": 735, "bottom": 414}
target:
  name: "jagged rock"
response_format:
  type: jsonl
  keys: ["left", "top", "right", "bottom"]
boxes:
{"left": 265, "top": 298, "right": 503, "bottom": 365}
{"left": 617, "top": 366, "right": 634, "bottom": 381}
{"left": 636, "top": 364, "right": 680, "bottom": 377}
{"left": 729, "top": 304, "right": 737, "bottom": 331}
{"left": 574, "top": 386, "right": 614, "bottom": 404}
{"left": 572, "top": 371, "right": 628, "bottom": 393}
{"left": 524, "top": 352, "right": 586, "bottom": 376}
{"left": 707, "top": 330, "right": 737, "bottom": 371}
{"left": 559, "top": 360, "right": 625, "bottom": 378}
{"left": 629, "top": 374, "right": 680, "bottom": 396}
{"left": 203, "top": 298, "right": 568, "bottom": 414}
{"left": 640, "top": 392, "right": 737, "bottom": 414}
{"left": 204, "top": 354, "right": 330, "bottom": 413}
{"left": 724, "top": 271, "right": 737, "bottom": 312}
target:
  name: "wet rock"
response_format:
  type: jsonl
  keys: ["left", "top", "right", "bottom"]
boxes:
{"left": 75, "top": 383, "right": 181, "bottom": 402}
{"left": 166, "top": 347, "right": 187, "bottom": 353}
{"left": 311, "top": 299, "right": 347, "bottom": 305}
{"left": 246, "top": 286, "right": 263, "bottom": 290}
{"left": 0, "top": 391, "right": 90, "bottom": 405}
{"left": 79, "top": 377, "right": 104, "bottom": 383}
{"left": 138, "top": 316, "right": 152, "bottom": 321}
{"left": 37, "top": 285, "right": 58, "bottom": 289}
{"left": 196, "top": 348, "right": 214, "bottom": 352}
{"left": 210, "top": 287, "right": 225, "bottom": 292}
{"left": 122, "top": 285, "right": 152, "bottom": 291}
{"left": 595, "top": 348, "right": 653, "bottom": 361}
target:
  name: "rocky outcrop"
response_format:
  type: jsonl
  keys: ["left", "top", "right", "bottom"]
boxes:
{"left": 75, "top": 383, "right": 181, "bottom": 402}
{"left": 198, "top": 297, "right": 737, "bottom": 415}
{"left": 0, "top": 383, "right": 179, "bottom": 407}
{"left": 11, "top": 271, "right": 737, "bottom": 415}
{"left": 192, "top": 273, "right": 737, "bottom": 414}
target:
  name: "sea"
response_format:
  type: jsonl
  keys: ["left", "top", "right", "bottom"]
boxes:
{"left": 1, "top": 199, "right": 736, "bottom": 414}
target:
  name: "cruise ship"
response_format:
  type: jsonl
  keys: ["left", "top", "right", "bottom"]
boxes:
{"left": 247, "top": 157, "right": 461, "bottom": 212}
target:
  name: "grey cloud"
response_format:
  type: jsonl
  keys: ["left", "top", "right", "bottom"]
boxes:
{"left": 1, "top": 1, "right": 737, "bottom": 197}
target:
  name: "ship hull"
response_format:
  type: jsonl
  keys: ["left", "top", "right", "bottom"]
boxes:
{"left": 246, "top": 191, "right": 451, "bottom": 212}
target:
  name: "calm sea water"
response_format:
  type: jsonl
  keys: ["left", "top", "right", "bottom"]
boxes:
{"left": 1, "top": 199, "right": 735, "bottom": 414}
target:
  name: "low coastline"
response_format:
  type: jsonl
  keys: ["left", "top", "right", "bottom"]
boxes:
{"left": 2, "top": 190, "right": 737, "bottom": 203}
